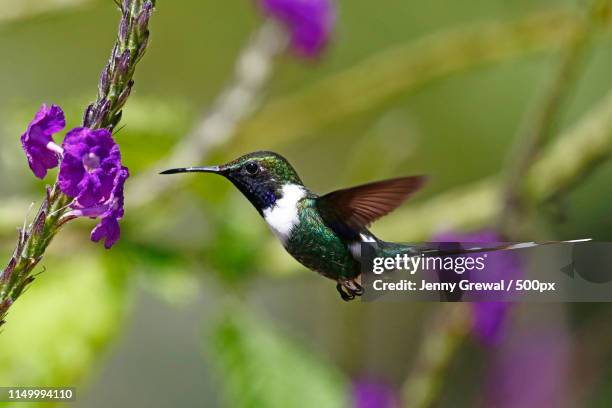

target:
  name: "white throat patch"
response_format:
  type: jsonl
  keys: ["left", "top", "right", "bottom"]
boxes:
{"left": 263, "top": 184, "right": 306, "bottom": 245}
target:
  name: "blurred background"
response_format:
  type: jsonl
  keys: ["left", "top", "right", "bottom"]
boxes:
{"left": 1, "top": 0, "right": 612, "bottom": 407}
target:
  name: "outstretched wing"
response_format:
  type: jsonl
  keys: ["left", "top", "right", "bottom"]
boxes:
{"left": 316, "top": 176, "right": 427, "bottom": 232}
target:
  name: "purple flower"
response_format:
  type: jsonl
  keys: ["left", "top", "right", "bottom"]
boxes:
{"left": 471, "top": 301, "right": 509, "bottom": 346}
{"left": 352, "top": 378, "right": 399, "bottom": 408}
{"left": 91, "top": 167, "right": 128, "bottom": 249}
{"left": 19, "top": 103, "right": 128, "bottom": 249}
{"left": 483, "top": 327, "right": 570, "bottom": 407}
{"left": 259, "top": 0, "right": 335, "bottom": 57}
{"left": 433, "top": 230, "right": 522, "bottom": 346}
{"left": 59, "top": 128, "right": 122, "bottom": 208}
{"left": 20, "top": 104, "right": 65, "bottom": 178}
{"left": 58, "top": 127, "right": 128, "bottom": 249}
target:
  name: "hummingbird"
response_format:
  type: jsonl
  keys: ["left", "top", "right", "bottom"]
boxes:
{"left": 161, "top": 151, "right": 589, "bottom": 301}
{"left": 161, "top": 151, "right": 430, "bottom": 301}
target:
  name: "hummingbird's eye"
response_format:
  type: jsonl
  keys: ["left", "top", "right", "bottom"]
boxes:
{"left": 244, "top": 162, "right": 259, "bottom": 175}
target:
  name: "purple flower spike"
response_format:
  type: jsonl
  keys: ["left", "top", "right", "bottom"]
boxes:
{"left": 259, "top": 0, "right": 335, "bottom": 57}
{"left": 21, "top": 104, "right": 66, "bottom": 178}
{"left": 484, "top": 328, "right": 570, "bottom": 407}
{"left": 58, "top": 127, "right": 122, "bottom": 208}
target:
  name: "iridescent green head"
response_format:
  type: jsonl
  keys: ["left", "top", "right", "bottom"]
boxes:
{"left": 160, "top": 151, "right": 304, "bottom": 213}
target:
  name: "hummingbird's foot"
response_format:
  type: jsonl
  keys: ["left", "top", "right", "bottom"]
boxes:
{"left": 336, "top": 283, "right": 355, "bottom": 301}
{"left": 336, "top": 279, "right": 364, "bottom": 301}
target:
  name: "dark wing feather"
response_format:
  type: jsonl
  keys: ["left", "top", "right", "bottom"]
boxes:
{"left": 316, "top": 176, "right": 427, "bottom": 230}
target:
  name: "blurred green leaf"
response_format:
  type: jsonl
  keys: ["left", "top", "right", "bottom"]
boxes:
{"left": 232, "top": 8, "right": 595, "bottom": 153}
{"left": 125, "top": 243, "right": 201, "bottom": 306}
{"left": 205, "top": 197, "right": 267, "bottom": 285}
{"left": 0, "top": 0, "right": 92, "bottom": 25}
{"left": 0, "top": 254, "right": 130, "bottom": 407}
{"left": 209, "top": 309, "right": 349, "bottom": 408}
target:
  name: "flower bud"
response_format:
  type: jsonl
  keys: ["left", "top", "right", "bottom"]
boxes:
{"left": 1, "top": 258, "right": 16, "bottom": 283}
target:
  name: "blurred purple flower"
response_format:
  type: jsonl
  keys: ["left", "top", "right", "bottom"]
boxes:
{"left": 259, "top": 0, "right": 335, "bottom": 57}
{"left": 59, "top": 127, "right": 128, "bottom": 249}
{"left": 483, "top": 327, "right": 570, "bottom": 407}
{"left": 20, "top": 104, "right": 65, "bottom": 179}
{"left": 471, "top": 301, "right": 508, "bottom": 346}
{"left": 352, "top": 378, "right": 399, "bottom": 408}
{"left": 433, "top": 230, "right": 522, "bottom": 346}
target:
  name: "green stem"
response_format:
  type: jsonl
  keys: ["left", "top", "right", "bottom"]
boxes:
{"left": 402, "top": 305, "right": 471, "bottom": 408}
{"left": 500, "top": 0, "right": 609, "bottom": 237}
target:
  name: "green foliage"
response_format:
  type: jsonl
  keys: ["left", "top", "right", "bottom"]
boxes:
{"left": 205, "top": 198, "right": 267, "bottom": 285}
{"left": 0, "top": 254, "right": 130, "bottom": 406}
{"left": 209, "top": 310, "right": 349, "bottom": 408}
{"left": 231, "top": 8, "right": 586, "bottom": 153}
{"left": 117, "top": 98, "right": 195, "bottom": 172}
{"left": 125, "top": 243, "right": 201, "bottom": 306}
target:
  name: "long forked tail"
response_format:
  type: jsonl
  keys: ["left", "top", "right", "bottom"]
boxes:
{"left": 419, "top": 238, "right": 591, "bottom": 257}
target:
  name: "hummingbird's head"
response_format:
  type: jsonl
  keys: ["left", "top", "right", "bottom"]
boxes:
{"left": 161, "top": 151, "right": 304, "bottom": 214}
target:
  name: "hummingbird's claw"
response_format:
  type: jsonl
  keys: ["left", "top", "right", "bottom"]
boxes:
{"left": 336, "top": 279, "right": 363, "bottom": 302}
{"left": 336, "top": 283, "right": 354, "bottom": 302}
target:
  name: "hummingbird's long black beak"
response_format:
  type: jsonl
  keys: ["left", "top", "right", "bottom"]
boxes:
{"left": 160, "top": 166, "right": 221, "bottom": 175}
